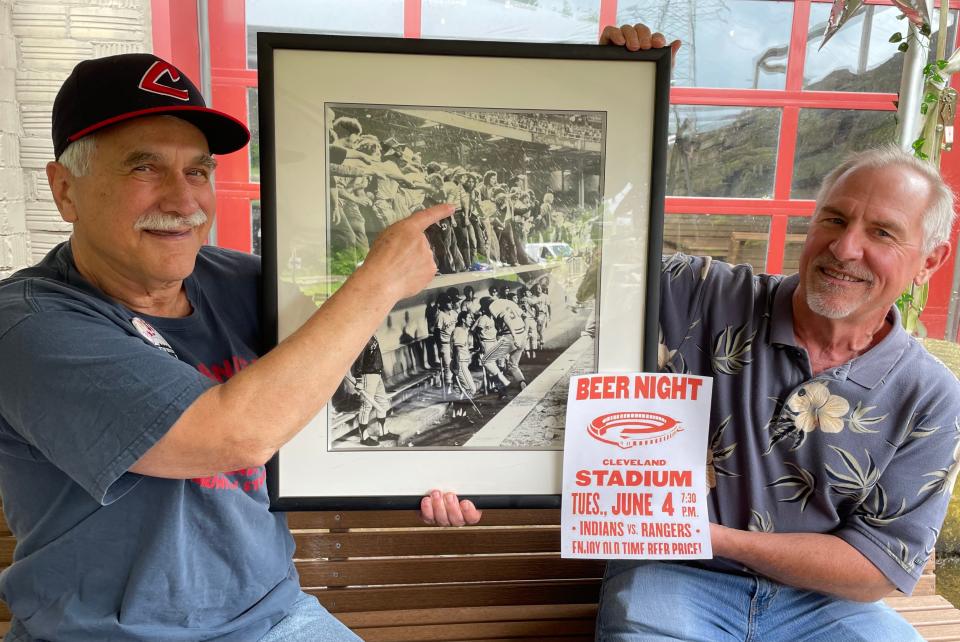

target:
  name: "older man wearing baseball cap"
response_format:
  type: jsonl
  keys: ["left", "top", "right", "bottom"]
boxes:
{"left": 0, "top": 53, "right": 478, "bottom": 641}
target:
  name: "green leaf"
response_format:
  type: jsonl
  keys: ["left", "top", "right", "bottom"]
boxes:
{"left": 890, "top": 32, "right": 904, "bottom": 43}
{"left": 921, "top": 103, "right": 929, "bottom": 115}
{"left": 938, "top": 59, "right": 949, "bottom": 69}
{"left": 899, "top": 42, "right": 910, "bottom": 52}
{"left": 925, "top": 92, "right": 938, "bottom": 103}
{"left": 913, "top": 137, "right": 926, "bottom": 151}
{"left": 916, "top": 150, "right": 930, "bottom": 160}
{"left": 924, "top": 63, "right": 935, "bottom": 75}
{"left": 921, "top": 23, "right": 931, "bottom": 36}
{"left": 711, "top": 324, "right": 756, "bottom": 376}
{"left": 933, "top": 73, "right": 946, "bottom": 85}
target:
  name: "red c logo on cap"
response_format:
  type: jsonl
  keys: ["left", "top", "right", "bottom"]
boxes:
{"left": 138, "top": 61, "right": 190, "bottom": 101}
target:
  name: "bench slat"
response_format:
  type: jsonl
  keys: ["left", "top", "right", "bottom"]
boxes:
{"left": 337, "top": 604, "right": 597, "bottom": 627}
{"left": 913, "top": 623, "right": 960, "bottom": 641}
{"left": 287, "top": 509, "right": 561, "bottom": 530}
{"left": 893, "top": 574, "right": 937, "bottom": 598}
{"left": 900, "top": 608, "right": 960, "bottom": 626}
{"left": 353, "top": 618, "right": 596, "bottom": 641}
{"left": 308, "top": 579, "right": 602, "bottom": 613}
{"left": 294, "top": 528, "right": 560, "bottom": 558}
{"left": 887, "top": 595, "right": 958, "bottom": 611}
{"left": 296, "top": 554, "right": 604, "bottom": 586}
{"left": 0, "top": 538, "right": 13, "bottom": 566}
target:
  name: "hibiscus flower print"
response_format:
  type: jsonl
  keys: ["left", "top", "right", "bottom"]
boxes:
{"left": 787, "top": 381, "right": 850, "bottom": 434}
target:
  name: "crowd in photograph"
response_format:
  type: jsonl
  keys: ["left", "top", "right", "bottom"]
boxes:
{"left": 327, "top": 113, "right": 591, "bottom": 275}
{"left": 458, "top": 110, "right": 603, "bottom": 143}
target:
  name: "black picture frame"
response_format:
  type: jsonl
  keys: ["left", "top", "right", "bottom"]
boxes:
{"left": 260, "top": 33, "right": 670, "bottom": 511}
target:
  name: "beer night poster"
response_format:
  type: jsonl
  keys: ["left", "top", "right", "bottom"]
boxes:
{"left": 561, "top": 373, "right": 713, "bottom": 560}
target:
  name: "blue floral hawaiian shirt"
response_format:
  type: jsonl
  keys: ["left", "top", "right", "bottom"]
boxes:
{"left": 659, "top": 254, "right": 960, "bottom": 593}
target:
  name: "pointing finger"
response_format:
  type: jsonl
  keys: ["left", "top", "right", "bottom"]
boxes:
{"left": 408, "top": 203, "right": 455, "bottom": 231}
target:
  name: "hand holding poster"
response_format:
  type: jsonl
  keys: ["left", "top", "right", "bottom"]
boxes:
{"left": 561, "top": 373, "right": 713, "bottom": 559}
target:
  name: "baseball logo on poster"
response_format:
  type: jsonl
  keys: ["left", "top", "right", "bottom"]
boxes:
{"left": 562, "top": 373, "right": 713, "bottom": 559}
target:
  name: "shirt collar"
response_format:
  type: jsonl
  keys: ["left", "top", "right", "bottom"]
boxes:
{"left": 768, "top": 272, "right": 909, "bottom": 389}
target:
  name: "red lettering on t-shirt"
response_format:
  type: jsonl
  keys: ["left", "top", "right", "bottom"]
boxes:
{"left": 196, "top": 355, "right": 257, "bottom": 382}
{"left": 191, "top": 466, "right": 265, "bottom": 493}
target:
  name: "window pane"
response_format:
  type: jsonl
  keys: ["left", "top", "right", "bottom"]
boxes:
{"left": 791, "top": 109, "right": 896, "bottom": 199}
{"left": 805, "top": 5, "right": 958, "bottom": 92}
{"left": 245, "top": 0, "right": 404, "bottom": 68}
{"left": 422, "top": 0, "right": 601, "bottom": 42}
{"left": 664, "top": 214, "right": 771, "bottom": 272}
{"left": 785, "top": 216, "right": 812, "bottom": 276}
{"left": 248, "top": 88, "right": 259, "bottom": 183}
{"left": 668, "top": 105, "right": 780, "bottom": 198}
{"left": 251, "top": 200, "right": 262, "bottom": 256}
{"left": 617, "top": 0, "right": 793, "bottom": 89}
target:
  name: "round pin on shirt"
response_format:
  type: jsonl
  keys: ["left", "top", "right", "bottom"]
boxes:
{"left": 132, "top": 317, "right": 178, "bottom": 358}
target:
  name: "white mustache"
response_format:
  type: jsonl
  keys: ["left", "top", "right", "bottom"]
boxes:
{"left": 812, "top": 257, "right": 874, "bottom": 283}
{"left": 134, "top": 210, "right": 208, "bottom": 232}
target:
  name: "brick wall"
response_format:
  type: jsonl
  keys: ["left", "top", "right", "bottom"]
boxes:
{"left": 0, "top": 0, "right": 152, "bottom": 276}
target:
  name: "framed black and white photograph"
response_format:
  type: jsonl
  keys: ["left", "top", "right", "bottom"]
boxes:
{"left": 260, "top": 33, "right": 669, "bottom": 510}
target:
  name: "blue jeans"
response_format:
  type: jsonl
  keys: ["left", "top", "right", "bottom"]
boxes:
{"left": 597, "top": 561, "right": 922, "bottom": 642}
{"left": 259, "top": 592, "right": 362, "bottom": 642}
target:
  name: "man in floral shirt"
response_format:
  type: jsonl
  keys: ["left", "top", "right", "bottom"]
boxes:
{"left": 600, "top": 140, "right": 960, "bottom": 638}
{"left": 431, "top": 140, "right": 960, "bottom": 640}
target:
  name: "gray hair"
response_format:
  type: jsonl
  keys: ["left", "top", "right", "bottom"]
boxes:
{"left": 57, "top": 135, "right": 97, "bottom": 177}
{"left": 814, "top": 145, "right": 956, "bottom": 253}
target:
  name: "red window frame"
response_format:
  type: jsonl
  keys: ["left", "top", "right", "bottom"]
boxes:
{"left": 153, "top": 0, "right": 960, "bottom": 339}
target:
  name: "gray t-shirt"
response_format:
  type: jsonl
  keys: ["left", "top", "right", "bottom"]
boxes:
{"left": 0, "top": 243, "right": 300, "bottom": 641}
{"left": 659, "top": 254, "right": 960, "bottom": 594}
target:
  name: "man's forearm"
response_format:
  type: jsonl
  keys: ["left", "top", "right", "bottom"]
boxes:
{"left": 133, "top": 267, "right": 399, "bottom": 478}
{"left": 711, "top": 524, "right": 894, "bottom": 602}
{"left": 130, "top": 206, "right": 452, "bottom": 479}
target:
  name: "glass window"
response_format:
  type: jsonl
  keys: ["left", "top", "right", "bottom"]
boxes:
{"left": 805, "top": 5, "right": 958, "bottom": 92}
{"left": 791, "top": 108, "right": 896, "bottom": 199}
{"left": 251, "top": 200, "right": 262, "bottom": 256}
{"left": 784, "top": 216, "right": 813, "bottom": 275}
{"left": 248, "top": 88, "right": 259, "bottom": 183}
{"left": 668, "top": 105, "right": 780, "bottom": 198}
{"left": 245, "top": 0, "right": 404, "bottom": 68}
{"left": 664, "top": 214, "right": 771, "bottom": 272}
{"left": 617, "top": 0, "right": 793, "bottom": 89}
{"left": 422, "top": 0, "right": 601, "bottom": 42}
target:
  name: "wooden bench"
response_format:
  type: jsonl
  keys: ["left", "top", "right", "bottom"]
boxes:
{"left": 662, "top": 219, "right": 809, "bottom": 274}
{"left": 727, "top": 232, "right": 807, "bottom": 265}
{"left": 3, "top": 509, "right": 960, "bottom": 640}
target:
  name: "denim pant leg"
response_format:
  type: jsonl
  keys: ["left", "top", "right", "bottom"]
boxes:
{"left": 759, "top": 582, "right": 923, "bottom": 642}
{"left": 596, "top": 561, "right": 748, "bottom": 642}
{"left": 258, "top": 592, "right": 362, "bottom": 642}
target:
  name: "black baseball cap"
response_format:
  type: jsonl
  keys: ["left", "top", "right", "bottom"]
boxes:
{"left": 52, "top": 53, "right": 250, "bottom": 159}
